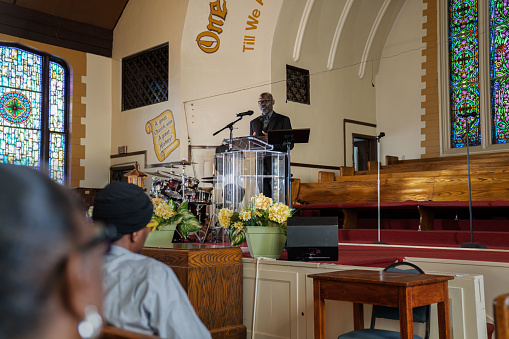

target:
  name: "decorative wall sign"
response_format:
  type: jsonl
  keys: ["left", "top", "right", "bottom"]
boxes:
{"left": 0, "top": 92, "right": 32, "bottom": 124}
{"left": 146, "top": 109, "right": 180, "bottom": 161}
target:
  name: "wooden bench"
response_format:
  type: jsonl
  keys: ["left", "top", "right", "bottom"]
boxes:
{"left": 494, "top": 293, "right": 509, "bottom": 339}
{"left": 359, "top": 151, "right": 509, "bottom": 176}
{"left": 298, "top": 163, "right": 509, "bottom": 229}
{"left": 100, "top": 325, "right": 160, "bottom": 339}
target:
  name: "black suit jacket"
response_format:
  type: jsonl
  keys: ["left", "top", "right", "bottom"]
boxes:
{"left": 249, "top": 112, "right": 293, "bottom": 151}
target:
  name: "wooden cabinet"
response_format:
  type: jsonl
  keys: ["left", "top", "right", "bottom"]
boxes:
{"left": 141, "top": 244, "right": 246, "bottom": 339}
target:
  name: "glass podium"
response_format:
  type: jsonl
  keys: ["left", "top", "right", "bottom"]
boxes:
{"left": 213, "top": 136, "right": 286, "bottom": 214}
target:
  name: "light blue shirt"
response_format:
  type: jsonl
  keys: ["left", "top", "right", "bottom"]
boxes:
{"left": 103, "top": 245, "right": 211, "bottom": 339}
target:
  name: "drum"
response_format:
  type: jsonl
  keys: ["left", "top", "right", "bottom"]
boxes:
{"left": 189, "top": 202, "right": 209, "bottom": 226}
{"left": 185, "top": 189, "right": 197, "bottom": 202}
{"left": 150, "top": 176, "right": 183, "bottom": 200}
{"left": 150, "top": 178, "right": 164, "bottom": 198}
{"left": 184, "top": 176, "right": 199, "bottom": 190}
{"left": 195, "top": 189, "right": 211, "bottom": 204}
{"left": 164, "top": 177, "right": 183, "bottom": 199}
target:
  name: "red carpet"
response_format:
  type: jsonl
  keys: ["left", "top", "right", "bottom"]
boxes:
{"left": 338, "top": 229, "right": 509, "bottom": 249}
{"left": 239, "top": 243, "right": 509, "bottom": 267}
{"left": 194, "top": 226, "right": 509, "bottom": 268}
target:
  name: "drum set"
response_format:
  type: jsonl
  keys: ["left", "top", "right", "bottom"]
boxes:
{"left": 147, "top": 159, "right": 213, "bottom": 243}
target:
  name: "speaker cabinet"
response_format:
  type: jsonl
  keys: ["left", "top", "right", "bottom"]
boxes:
{"left": 286, "top": 217, "right": 339, "bottom": 261}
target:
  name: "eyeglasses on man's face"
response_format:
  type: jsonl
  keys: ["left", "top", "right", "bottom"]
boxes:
{"left": 258, "top": 99, "right": 272, "bottom": 104}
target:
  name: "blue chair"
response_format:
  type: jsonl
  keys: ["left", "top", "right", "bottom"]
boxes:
{"left": 338, "top": 262, "right": 431, "bottom": 339}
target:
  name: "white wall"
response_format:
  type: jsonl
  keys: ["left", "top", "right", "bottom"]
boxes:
{"left": 111, "top": 0, "right": 188, "bottom": 166}
{"left": 376, "top": 0, "right": 426, "bottom": 163}
{"left": 180, "top": 0, "right": 284, "bottom": 180}
{"left": 81, "top": 54, "right": 112, "bottom": 188}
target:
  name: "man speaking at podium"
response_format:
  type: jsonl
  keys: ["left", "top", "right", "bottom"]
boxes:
{"left": 250, "top": 92, "right": 293, "bottom": 198}
{"left": 250, "top": 92, "right": 293, "bottom": 151}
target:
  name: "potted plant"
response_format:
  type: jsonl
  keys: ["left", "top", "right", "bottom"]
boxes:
{"left": 217, "top": 193, "right": 292, "bottom": 258}
{"left": 145, "top": 198, "right": 201, "bottom": 247}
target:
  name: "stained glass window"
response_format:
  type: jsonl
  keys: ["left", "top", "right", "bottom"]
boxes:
{"left": 449, "top": 0, "right": 509, "bottom": 147}
{"left": 490, "top": 0, "right": 509, "bottom": 143}
{"left": 0, "top": 44, "right": 68, "bottom": 184}
{"left": 449, "top": 0, "right": 481, "bottom": 148}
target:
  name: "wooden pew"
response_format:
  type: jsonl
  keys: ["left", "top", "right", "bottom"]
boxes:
{"left": 494, "top": 293, "right": 509, "bottom": 339}
{"left": 100, "top": 325, "right": 160, "bottom": 339}
{"left": 295, "top": 167, "right": 509, "bottom": 229}
{"left": 357, "top": 151, "right": 509, "bottom": 176}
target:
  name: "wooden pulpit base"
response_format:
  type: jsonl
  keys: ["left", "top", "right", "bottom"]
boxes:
{"left": 141, "top": 244, "right": 246, "bottom": 339}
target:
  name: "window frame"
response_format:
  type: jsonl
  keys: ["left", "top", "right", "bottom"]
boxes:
{"left": 439, "top": 0, "right": 509, "bottom": 155}
{"left": 0, "top": 42, "right": 70, "bottom": 184}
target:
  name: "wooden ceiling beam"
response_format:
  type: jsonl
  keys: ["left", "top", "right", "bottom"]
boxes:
{"left": 0, "top": 1, "right": 112, "bottom": 57}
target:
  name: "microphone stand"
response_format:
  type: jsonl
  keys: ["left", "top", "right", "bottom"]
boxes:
{"left": 459, "top": 113, "right": 487, "bottom": 249}
{"left": 213, "top": 116, "right": 244, "bottom": 151}
{"left": 373, "top": 132, "right": 388, "bottom": 245}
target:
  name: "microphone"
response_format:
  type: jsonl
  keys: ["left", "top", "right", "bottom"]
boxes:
{"left": 295, "top": 198, "right": 310, "bottom": 205}
{"left": 376, "top": 132, "right": 385, "bottom": 139}
{"left": 236, "top": 110, "right": 254, "bottom": 117}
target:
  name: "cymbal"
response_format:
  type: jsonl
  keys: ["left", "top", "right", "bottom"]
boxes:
{"left": 169, "top": 159, "right": 197, "bottom": 166}
{"left": 201, "top": 176, "right": 215, "bottom": 180}
{"left": 145, "top": 170, "right": 180, "bottom": 179}
{"left": 146, "top": 162, "right": 178, "bottom": 169}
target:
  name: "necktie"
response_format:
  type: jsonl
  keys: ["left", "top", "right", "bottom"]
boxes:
{"left": 261, "top": 116, "right": 270, "bottom": 132}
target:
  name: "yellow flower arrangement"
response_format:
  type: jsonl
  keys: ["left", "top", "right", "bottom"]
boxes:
{"left": 148, "top": 198, "right": 201, "bottom": 238}
{"left": 217, "top": 193, "right": 293, "bottom": 246}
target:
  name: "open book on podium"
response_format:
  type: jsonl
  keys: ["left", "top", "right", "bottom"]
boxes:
{"left": 222, "top": 136, "right": 274, "bottom": 151}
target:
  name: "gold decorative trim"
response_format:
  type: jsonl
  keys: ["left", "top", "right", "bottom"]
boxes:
{"left": 420, "top": 0, "right": 440, "bottom": 158}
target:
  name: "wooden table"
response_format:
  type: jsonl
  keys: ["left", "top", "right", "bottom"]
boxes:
{"left": 309, "top": 269, "right": 454, "bottom": 339}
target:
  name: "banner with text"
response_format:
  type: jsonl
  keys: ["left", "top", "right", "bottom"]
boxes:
{"left": 146, "top": 110, "right": 180, "bottom": 161}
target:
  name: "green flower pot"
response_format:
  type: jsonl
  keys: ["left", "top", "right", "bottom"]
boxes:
{"left": 144, "top": 224, "right": 177, "bottom": 248}
{"left": 245, "top": 226, "right": 286, "bottom": 259}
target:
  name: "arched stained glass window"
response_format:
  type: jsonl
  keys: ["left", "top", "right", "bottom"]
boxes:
{"left": 490, "top": 1, "right": 509, "bottom": 144}
{"left": 449, "top": 0, "right": 481, "bottom": 148}
{"left": 448, "top": 0, "right": 509, "bottom": 148}
{"left": 0, "top": 44, "right": 69, "bottom": 184}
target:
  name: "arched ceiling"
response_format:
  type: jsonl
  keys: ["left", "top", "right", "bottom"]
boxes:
{"left": 287, "top": 0, "right": 407, "bottom": 79}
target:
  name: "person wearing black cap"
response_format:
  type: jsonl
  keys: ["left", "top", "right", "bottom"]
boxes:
{"left": 93, "top": 182, "right": 211, "bottom": 339}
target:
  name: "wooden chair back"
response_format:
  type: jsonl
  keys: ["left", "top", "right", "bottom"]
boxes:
{"left": 318, "top": 171, "right": 335, "bottom": 182}
{"left": 99, "top": 325, "right": 160, "bottom": 339}
{"left": 495, "top": 293, "right": 509, "bottom": 339}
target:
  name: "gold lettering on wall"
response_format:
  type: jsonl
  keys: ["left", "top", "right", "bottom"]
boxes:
{"left": 145, "top": 110, "right": 180, "bottom": 161}
{"left": 196, "top": 0, "right": 228, "bottom": 53}
{"left": 243, "top": 0, "right": 264, "bottom": 52}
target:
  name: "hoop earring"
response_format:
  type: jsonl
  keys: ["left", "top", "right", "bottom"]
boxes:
{"left": 78, "top": 305, "right": 103, "bottom": 339}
